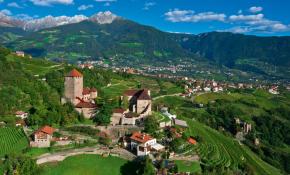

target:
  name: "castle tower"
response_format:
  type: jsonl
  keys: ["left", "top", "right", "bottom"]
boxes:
{"left": 64, "top": 69, "right": 83, "bottom": 105}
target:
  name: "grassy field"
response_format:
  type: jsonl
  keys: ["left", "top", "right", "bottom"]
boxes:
{"left": 6, "top": 54, "right": 63, "bottom": 76}
{"left": 174, "top": 160, "right": 201, "bottom": 173}
{"left": 100, "top": 75, "right": 183, "bottom": 99}
{"left": 0, "top": 127, "right": 29, "bottom": 157}
{"left": 24, "top": 148, "right": 50, "bottom": 158}
{"left": 184, "top": 119, "right": 282, "bottom": 175}
{"left": 40, "top": 155, "right": 132, "bottom": 175}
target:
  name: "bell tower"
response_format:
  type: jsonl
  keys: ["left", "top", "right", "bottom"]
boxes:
{"left": 64, "top": 69, "right": 83, "bottom": 105}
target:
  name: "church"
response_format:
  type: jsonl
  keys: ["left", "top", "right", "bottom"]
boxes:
{"left": 61, "top": 69, "right": 98, "bottom": 118}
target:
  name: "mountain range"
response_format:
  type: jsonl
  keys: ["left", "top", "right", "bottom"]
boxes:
{"left": 0, "top": 11, "right": 290, "bottom": 80}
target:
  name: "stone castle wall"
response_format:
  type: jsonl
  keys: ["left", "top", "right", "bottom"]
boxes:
{"left": 64, "top": 76, "right": 83, "bottom": 104}
{"left": 136, "top": 100, "right": 151, "bottom": 115}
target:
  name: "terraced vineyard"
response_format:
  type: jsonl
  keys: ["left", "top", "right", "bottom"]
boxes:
{"left": 0, "top": 127, "right": 29, "bottom": 156}
{"left": 185, "top": 120, "right": 282, "bottom": 175}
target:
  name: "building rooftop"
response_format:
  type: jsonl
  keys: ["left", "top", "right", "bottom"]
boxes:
{"left": 130, "top": 132, "right": 154, "bottom": 143}
{"left": 35, "top": 125, "right": 55, "bottom": 135}
{"left": 113, "top": 108, "right": 126, "bottom": 114}
{"left": 174, "top": 119, "right": 188, "bottom": 127}
{"left": 66, "top": 69, "right": 83, "bottom": 77}
{"left": 75, "top": 101, "right": 97, "bottom": 108}
{"left": 123, "top": 89, "right": 151, "bottom": 100}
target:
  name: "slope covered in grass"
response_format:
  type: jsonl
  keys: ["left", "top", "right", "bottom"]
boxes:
{"left": 185, "top": 120, "right": 282, "bottom": 175}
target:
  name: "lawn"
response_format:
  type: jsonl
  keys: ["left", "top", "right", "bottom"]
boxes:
{"left": 24, "top": 148, "right": 50, "bottom": 158}
{"left": 40, "top": 155, "right": 133, "bottom": 175}
{"left": 175, "top": 160, "right": 201, "bottom": 173}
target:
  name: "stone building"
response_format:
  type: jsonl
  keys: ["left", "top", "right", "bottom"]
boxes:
{"left": 30, "top": 125, "right": 55, "bottom": 148}
{"left": 122, "top": 89, "right": 152, "bottom": 115}
{"left": 62, "top": 69, "right": 98, "bottom": 118}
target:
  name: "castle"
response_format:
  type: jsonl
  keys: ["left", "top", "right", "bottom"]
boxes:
{"left": 62, "top": 69, "right": 97, "bottom": 118}
{"left": 111, "top": 89, "right": 152, "bottom": 125}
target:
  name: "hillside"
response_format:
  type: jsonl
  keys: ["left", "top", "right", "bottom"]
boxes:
{"left": 175, "top": 32, "right": 290, "bottom": 77}
{"left": 6, "top": 19, "right": 191, "bottom": 64}
{"left": 2, "top": 22, "right": 289, "bottom": 80}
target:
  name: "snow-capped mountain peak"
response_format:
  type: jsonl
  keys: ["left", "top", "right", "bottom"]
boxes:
{"left": 23, "top": 15, "right": 88, "bottom": 31}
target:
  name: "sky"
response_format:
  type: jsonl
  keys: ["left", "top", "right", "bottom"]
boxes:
{"left": 1, "top": 0, "right": 290, "bottom": 36}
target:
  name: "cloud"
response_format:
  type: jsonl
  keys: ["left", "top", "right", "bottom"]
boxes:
{"left": 0, "top": 9, "right": 12, "bottom": 16}
{"left": 229, "top": 14, "right": 264, "bottom": 22}
{"left": 8, "top": 2, "right": 23, "bottom": 8}
{"left": 78, "top": 4, "right": 93, "bottom": 11}
{"left": 249, "top": 6, "right": 263, "bottom": 13}
{"left": 165, "top": 9, "right": 226, "bottom": 22}
{"left": 143, "top": 2, "right": 156, "bottom": 10}
{"left": 29, "top": 0, "right": 74, "bottom": 6}
{"left": 165, "top": 7, "right": 290, "bottom": 34}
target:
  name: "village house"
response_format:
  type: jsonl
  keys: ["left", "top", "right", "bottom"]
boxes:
{"left": 30, "top": 125, "right": 55, "bottom": 148}
{"left": 129, "top": 132, "right": 165, "bottom": 156}
{"left": 15, "top": 51, "right": 25, "bottom": 57}
{"left": 61, "top": 69, "right": 98, "bottom": 118}
{"left": 268, "top": 85, "right": 279, "bottom": 95}
{"left": 78, "top": 63, "right": 94, "bottom": 69}
{"left": 15, "top": 111, "right": 28, "bottom": 119}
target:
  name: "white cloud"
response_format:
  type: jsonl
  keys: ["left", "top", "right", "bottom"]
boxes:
{"left": 165, "top": 7, "right": 290, "bottom": 34}
{"left": 8, "top": 2, "right": 23, "bottom": 8}
{"left": 165, "top": 9, "right": 226, "bottom": 22}
{"left": 249, "top": 6, "right": 263, "bottom": 13}
{"left": 78, "top": 4, "right": 93, "bottom": 11}
{"left": 29, "top": 0, "right": 74, "bottom": 6}
{"left": 0, "top": 9, "right": 12, "bottom": 16}
{"left": 229, "top": 14, "right": 264, "bottom": 22}
{"left": 143, "top": 2, "right": 156, "bottom": 10}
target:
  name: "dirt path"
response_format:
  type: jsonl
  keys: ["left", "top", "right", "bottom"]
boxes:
{"left": 169, "top": 155, "right": 200, "bottom": 162}
{"left": 153, "top": 93, "right": 182, "bottom": 100}
{"left": 36, "top": 146, "right": 136, "bottom": 165}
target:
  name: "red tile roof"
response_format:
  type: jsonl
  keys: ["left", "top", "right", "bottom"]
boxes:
{"left": 35, "top": 125, "right": 55, "bottom": 135}
{"left": 113, "top": 108, "right": 126, "bottom": 114}
{"left": 82, "top": 87, "right": 91, "bottom": 95}
{"left": 75, "top": 101, "right": 97, "bottom": 108}
{"left": 91, "top": 88, "right": 97, "bottom": 92}
{"left": 187, "top": 137, "right": 197, "bottom": 145}
{"left": 66, "top": 69, "right": 83, "bottom": 77}
{"left": 130, "top": 132, "right": 154, "bottom": 143}
{"left": 83, "top": 87, "right": 97, "bottom": 95}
